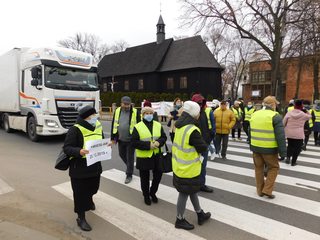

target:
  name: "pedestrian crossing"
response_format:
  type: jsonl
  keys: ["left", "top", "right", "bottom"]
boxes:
{"left": 52, "top": 137, "right": 320, "bottom": 240}
{"left": 0, "top": 177, "right": 14, "bottom": 195}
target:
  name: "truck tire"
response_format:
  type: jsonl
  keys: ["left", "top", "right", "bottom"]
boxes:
{"left": 27, "top": 116, "right": 39, "bottom": 142}
{"left": 3, "top": 114, "right": 13, "bottom": 133}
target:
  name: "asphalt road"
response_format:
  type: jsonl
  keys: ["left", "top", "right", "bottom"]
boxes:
{"left": 0, "top": 121, "right": 319, "bottom": 240}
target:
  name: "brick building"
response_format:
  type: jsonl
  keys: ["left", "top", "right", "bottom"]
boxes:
{"left": 242, "top": 57, "right": 320, "bottom": 104}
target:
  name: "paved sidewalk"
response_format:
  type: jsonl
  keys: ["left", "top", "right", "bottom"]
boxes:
{"left": 0, "top": 221, "right": 59, "bottom": 240}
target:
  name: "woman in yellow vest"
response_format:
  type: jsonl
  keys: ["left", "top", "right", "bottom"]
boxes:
{"left": 63, "top": 105, "right": 104, "bottom": 231}
{"left": 172, "top": 101, "right": 211, "bottom": 230}
{"left": 131, "top": 106, "right": 167, "bottom": 205}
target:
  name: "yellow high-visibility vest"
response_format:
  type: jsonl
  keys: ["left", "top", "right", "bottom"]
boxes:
{"left": 112, "top": 107, "right": 137, "bottom": 134}
{"left": 315, "top": 110, "right": 320, "bottom": 123}
{"left": 232, "top": 107, "right": 243, "bottom": 120}
{"left": 309, "top": 109, "right": 314, "bottom": 128}
{"left": 244, "top": 108, "right": 255, "bottom": 121}
{"left": 250, "top": 110, "right": 278, "bottom": 148}
{"left": 134, "top": 121, "right": 161, "bottom": 158}
{"left": 287, "top": 106, "right": 294, "bottom": 112}
{"left": 205, "top": 107, "right": 213, "bottom": 130}
{"left": 172, "top": 124, "right": 201, "bottom": 178}
{"left": 74, "top": 121, "right": 103, "bottom": 159}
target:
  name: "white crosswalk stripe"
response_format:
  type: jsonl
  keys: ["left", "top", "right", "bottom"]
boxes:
{"left": 0, "top": 177, "right": 14, "bottom": 195}
{"left": 102, "top": 169, "right": 320, "bottom": 240}
{"left": 53, "top": 182, "right": 205, "bottom": 240}
{"left": 52, "top": 136, "right": 320, "bottom": 240}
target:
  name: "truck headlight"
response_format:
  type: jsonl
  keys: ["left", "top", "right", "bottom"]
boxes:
{"left": 45, "top": 119, "right": 59, "bottom": 128}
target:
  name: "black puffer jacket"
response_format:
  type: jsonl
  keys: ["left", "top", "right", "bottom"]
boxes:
{"left": 173, "top": 112, "right": 208, "bottom": 194}
{"left": 131, "top": 119, "right": 167, "bottom": 171}
{"left": 63, "top": 117, "right": 103, "bottom": 178}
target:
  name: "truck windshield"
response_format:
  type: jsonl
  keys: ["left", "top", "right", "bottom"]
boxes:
{"left": 44, "top": 66, "right": 99, "bottom": 91}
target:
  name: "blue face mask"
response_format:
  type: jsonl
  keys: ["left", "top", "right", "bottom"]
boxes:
{"left": 175, "top": 104, "right": 182, "bottom": 110}
{"left": 144, "top": 114, "right": 153, "bottom": 122}
{"left": 86, "top": 116, "right": 98, "bottom": 126}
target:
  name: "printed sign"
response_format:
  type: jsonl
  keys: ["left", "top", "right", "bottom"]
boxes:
{"left": 85, "top": 138, "right": 112, "bottom": 166}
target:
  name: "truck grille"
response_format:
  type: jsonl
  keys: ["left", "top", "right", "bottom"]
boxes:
{"left": 57, "top": 108, "right": 78, "bottom": 129}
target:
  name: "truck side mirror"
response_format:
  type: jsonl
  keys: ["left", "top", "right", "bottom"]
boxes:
{"left": 31, "top": 79, "right": 39, "bottom": 86}
{"left": 31, "top": 67, "right": 42, "bottom": 79}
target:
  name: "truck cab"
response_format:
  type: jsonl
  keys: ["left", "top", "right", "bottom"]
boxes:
{"left": 0, "top": 47, "right": 100, "bottom": 141}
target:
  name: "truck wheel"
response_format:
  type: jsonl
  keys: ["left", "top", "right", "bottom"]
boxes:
{"left": 3, "top": 114, "right": 13, "bottom": 133}
{"left": 27, "top": 116, "right": 39, "bottom": 142}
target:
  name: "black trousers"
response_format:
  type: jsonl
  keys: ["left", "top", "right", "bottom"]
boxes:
{"left": 169, "top": 132, "right": 175, "bottom": 142}
{"left": 118, "top": 140, "right": 135, "bottom": 176}
{"left": 71, "top": 176, "right": 100, "bottom": 213}
{"left": 139, "top": 169, "right": 162, "bottom": 197}
{"left": 243, "top": 121, "right": 250, "bottom": 137}
{"left": 215, "top": 134, "right": 229, "bottom": 157}
{"left": 287, "top": 138, "right": 303, "bottom": 164}
{"left": 314, "top": 131, "right": 319, "bottom": 145}
{"left": 232, "top": 128, "right": 241, "bottom": 138}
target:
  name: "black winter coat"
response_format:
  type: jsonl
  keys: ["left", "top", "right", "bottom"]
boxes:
{"left": 131, "top": 119, "right": 167, "bottom": 171}
{"left": 173, "top": 112, "right": 208, "bottom": 194}
{"left": 63, "top": 118, "right": 103, "bottom": 179}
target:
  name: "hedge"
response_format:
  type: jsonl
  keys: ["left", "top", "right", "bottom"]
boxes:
{"left": 100, "top": 92, "right": 191, "bottom": 107}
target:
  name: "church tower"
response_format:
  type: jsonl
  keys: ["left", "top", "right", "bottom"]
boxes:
{"left": 156, "top": 15, "right": 165, "bottom": 44}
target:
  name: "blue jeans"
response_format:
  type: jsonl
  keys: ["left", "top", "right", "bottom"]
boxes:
{"left": 200, "top": 149, "right": 209, "bottom": 186}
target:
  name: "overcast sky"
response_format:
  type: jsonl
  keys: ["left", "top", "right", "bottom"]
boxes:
{"left": 0, "top": 0, "right": 194, "bottom": 55}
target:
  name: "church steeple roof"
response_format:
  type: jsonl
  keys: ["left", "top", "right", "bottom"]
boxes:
{"left": 157, "top": 15, "right": 165, "bottom": 25}
{"left": 156, "top": 15, "right": 165, "bottom": 44}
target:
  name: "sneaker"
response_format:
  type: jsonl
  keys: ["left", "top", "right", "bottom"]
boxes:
{"left": 175, "top": 218, "right": 194, "bottom": 230}
{"left": 217, "top": 153, "right": 221, "bottom": 158}
{"left": 285, "top": 158, "right": 290, "bottom": 164}
{"left": 237, "top": 137, "right": 242, "bottom": 141}
{"left": 210, "top": 153, "right": 216, "bottom": 161}
{"left": 221, "top": 155, "right": 227, "bottom": 160}
{"left": 125, "top": 176, "right": 132, "bottom": 184}
{"left": 262, "top": 193, "right": 275, "bottom": 199}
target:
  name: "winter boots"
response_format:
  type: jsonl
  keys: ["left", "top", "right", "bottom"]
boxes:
{"left": 175, "top": 218, "right": 194, "bottom": 230}
{"left": 197, "top": 210, "right": 211, "bottom": 225}
{"left": 175, "top": 210, "right": 211, "bottom": 230}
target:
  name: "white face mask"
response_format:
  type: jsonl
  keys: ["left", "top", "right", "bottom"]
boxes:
{"left": 144, "top": 114, "right": 153, "bottom": 122}
{"left": 248, "top": 105, "right": 252, "bottom": 108}
{"left": 86, "top": 116, "right": 98, "bottom": 126}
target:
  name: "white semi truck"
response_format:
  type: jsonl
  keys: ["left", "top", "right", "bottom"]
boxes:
{"left": 0, "top": 47, "right": 100, "bottom": 141}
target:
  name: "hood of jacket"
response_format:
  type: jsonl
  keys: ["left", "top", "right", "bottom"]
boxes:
{"left": 287, "top": 109, "right": 308, "bottom": 120}
{"left": 175, "top": 112, "right": 199, "bottom": 129}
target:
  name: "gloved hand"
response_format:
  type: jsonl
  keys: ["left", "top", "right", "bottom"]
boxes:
{"left": 150, "top": 142, "right": 156, "bottom": 150}
{"left": 153, "top": 141, "right": 160, "bottom": 148}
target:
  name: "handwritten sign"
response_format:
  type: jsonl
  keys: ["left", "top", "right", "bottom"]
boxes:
{"left": 85, "top": 138, "right": 112, "bottom": 166}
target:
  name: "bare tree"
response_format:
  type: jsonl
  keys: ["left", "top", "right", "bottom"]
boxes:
{"left": 110, "top": 40, "right": 129, "bottom": 53}
{"left": 179, "top": 0, "right": 309, "bottom": 102}
{"left": 286, "top": 0, "right": 320, "bottom": 100}
{"left": 58, "top": 33, "right": 129, "bottom": 62}
{"left": 204, "top": 28, "right": 257, "bottom": 100}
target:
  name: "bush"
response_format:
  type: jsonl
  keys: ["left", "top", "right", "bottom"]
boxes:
{"left": 100, "top": 92, "right": 190, "bottom": 107}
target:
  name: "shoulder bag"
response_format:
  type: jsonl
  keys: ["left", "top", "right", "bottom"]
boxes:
{"left": 55, "top": 149, "right": 70, "bottom": 171}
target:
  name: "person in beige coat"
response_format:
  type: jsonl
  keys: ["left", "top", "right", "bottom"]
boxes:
{"left": 214, "top": 100, "right": 236, "bottom": 159}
